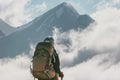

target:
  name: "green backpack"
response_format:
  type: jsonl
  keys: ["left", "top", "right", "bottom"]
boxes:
{"left": 30, "top": 42, "right": 55, "bottom": 79}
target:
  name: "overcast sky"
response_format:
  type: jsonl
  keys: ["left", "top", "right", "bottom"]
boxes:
{"left": 0, "top": 0, "right": 120, "bottom": 80}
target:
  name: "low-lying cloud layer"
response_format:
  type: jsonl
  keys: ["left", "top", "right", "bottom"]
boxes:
{"left": 0, "top": 55, "right": 33, "bottom": 80}
{"left": 0, "top": 5, "right": 120, "bottom": 80}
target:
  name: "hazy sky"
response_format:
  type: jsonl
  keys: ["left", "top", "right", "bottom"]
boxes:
{"left": 0, "top": 0, "right": 120, "bottom": 27}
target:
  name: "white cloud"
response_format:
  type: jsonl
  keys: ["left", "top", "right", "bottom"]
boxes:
{"left": 0, "top": 0, "right": 31, "bottom": 27}
{"left": 53, "top": 28, "right": 85, "bottom": 66}
{"left": 112, "top": 0, "right": 120, "bottom": 4}
{"left": 63, "top": 54, "right": 120, "bottom": 80}
{"left": 95, "top": 0, "right": 120, "bottom": 10}
{"left": 0, "top": 0, "right": 47, "bottom": 27}
{"left": 35, "top": 2, "right": 47, "bottom": 12}
{"left": 29, "top": 2, "right": 47, "bottom": 18}
{"left": 0, "top": 55, "right": 33, "bottom": 80}
{"left": 88, "top": 7, "right": 120, "bottom": 51}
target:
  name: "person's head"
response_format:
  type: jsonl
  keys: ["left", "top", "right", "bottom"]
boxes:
{"left": 44, "top": 36, "right": 54, "bottom": 44}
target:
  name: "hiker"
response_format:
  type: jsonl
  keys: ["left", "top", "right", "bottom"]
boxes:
{"left": 31, "top": 36, "right": 64, "bottom": 80}
{"left": 42, "top": 37, "right": 64, "bottom": 80}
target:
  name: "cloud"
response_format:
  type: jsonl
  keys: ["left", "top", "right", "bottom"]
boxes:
{"left": 28, "top": 2, "right": 47, "bottom": 18}
{"left": 88, "top": 7, "right": 120, "bottom": 51}
{"left": 95, "top": 0, "right": 120, "bottom": 10}
{"left": 0, "top": 54, "right": 119, "bottom": 80}
{"left": 35, "top": 2, "right": 47, "bottom": 12}
{"left": 0, "top": 55, "right": 33, "bottom": 80}
{"left": 0, "top": 0, "right": 32, "bottom": 27}
{"left": 52, "top": 6, "right": 120, "bottom": 66}
{"left": 0, "top": 0, "right": 47, "bottom": 27}
{"left": 112, "top": 0, "right": 120, "bottom": 4}
{"left": 52, "top": 25, "right": 120, "bottom": 79}
{"left": 63, "top": 55, "right": 120, "bottom": 80}
{"left": 52, "top": 5, "right": 120, "bottom": 80}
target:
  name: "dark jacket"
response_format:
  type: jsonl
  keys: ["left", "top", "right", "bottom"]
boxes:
{"left": 51, "top": 49, "right": 61, "bottom": 75}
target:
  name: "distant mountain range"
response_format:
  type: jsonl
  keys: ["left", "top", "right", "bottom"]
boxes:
{"left": 0, "top": 2, "right": 94, "bottom": 58}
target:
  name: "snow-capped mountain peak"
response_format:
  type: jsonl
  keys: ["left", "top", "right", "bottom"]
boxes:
{"left": 55, "top": 2, "right": 79, "bottom": 17}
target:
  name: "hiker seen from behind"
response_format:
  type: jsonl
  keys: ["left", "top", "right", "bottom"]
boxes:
{"left": 30, "top": 37, "right": 64, "bottom": 80}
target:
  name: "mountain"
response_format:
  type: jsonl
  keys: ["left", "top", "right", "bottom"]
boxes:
{"left": 0, "top": 19, "right": 17, "bottom": 36}
{"left": 75, "top": 15, "right": 95, "bottom": 28}
{"left": 0, "top": 2, "right": 94, "bottom": 58}
{"left": 0, "top": 30, "right": 5, "bottom": 39}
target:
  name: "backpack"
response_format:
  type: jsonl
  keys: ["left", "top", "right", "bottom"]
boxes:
{"left": 30, "top": 42, "right": 55, "bottom": 79}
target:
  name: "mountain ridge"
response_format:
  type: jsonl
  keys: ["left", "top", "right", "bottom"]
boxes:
{"left": 0, "top": 19, "right": 17, "bottom": 36}
{"left": 0, "top": 2, "right": 94, "bottom": 58}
